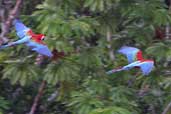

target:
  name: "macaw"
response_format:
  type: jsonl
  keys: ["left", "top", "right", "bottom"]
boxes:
{"left": 106, "top": 46, "right": 154, "bottom": 75}
{"left": 0, "top": 19, "right": 53, "bottom": 57}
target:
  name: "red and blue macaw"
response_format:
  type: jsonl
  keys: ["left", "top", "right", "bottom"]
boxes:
{"left": 0, "top": 19, "right": 52, "bottom": 57}
{"left": 106, "top": 46, "right": 154, "bottom": 75}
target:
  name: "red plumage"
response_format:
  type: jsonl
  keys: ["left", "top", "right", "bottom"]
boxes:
{"left": 27, "top": 30, "right": 45, "bottom": 44}
{"left": 136, "top": 51, "right": 143, "bottom": 61}
{"left": 136, "top": 51, "right": 153, "bottom": 62}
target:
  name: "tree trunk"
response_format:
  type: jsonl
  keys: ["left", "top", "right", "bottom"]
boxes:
{"left": 162, "top": 101, "right": 171, "bottom": 114}
{"left": 165, "top": 23, "right": 170, "bottom": 39}
{"left": 0, "top": 0, "right": 22, "bottom": 44}
{"left": 29, "top": 80, "right": 46, "bottom": 114}
{"left": 165, "top": 0, "right": 171, "bottom": 39}
{"left": 106, "top": 29, "right": 115, "bottom": 61}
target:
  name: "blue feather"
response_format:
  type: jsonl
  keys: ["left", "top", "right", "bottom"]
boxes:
{"left": 13, "top": 19, "right": 30, "bottom": 39}
{"left": 123, "top": 61, "right": 154, "bottom": 75}
{"left": 107, "top": 61, "right": 154, "bottom": 75}
{"left": 138, "top": 61, "right": 154, "bottom": 75}
{"left": 118, "top": 46, "right": 140, "bottom": 63}
{"left": 26, "top": 41, "right": 52, "bottom": 57}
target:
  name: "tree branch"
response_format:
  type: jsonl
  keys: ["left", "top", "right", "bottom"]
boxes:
{"left": 149, "top": 104, "right": 156, "bottom": 114}
{"left": 28, "top": 54, "right": 46, "bottom": 114}
{"left": 138, "top": 85, "right": 150, "bottom": 97}
{"left": 29, "top": 80, "right": 46, "bottom": 114}
{"left": 165, "top": 23, "right": 170, "bottom": 39}
{"left": 0, "top": 0, "right": 22, "bottom": 44}
{"left": 162, "top": 101, "right": 171, "bottom": 114}
{"left": 106, "top": 29, "right": 115, "bottom": 61}
{"left": 47, "top": 90, "right": 58, "bottom": 102}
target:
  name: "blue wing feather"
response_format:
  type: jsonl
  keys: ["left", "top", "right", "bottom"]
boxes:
{"left": 122, "top": 61, "right": 141, "bottom": 70}
{"left": 138, "top": 61, "right": 154, "bottom": 75}
{"left": 118, "top": 46, "right": 140, "bottom": 63}
{"left": 13, "top": 19, "right": 30, "bottom": 39}
{"left": 123, "top": 61, "right": 154, "bottom": 75}
{"left": 106, "top": 61, "right": 154, "bottom": 75}
{"left": 26, "top": 41, "right": 52, "bottom": 57}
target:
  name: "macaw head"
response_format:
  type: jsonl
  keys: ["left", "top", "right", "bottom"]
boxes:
{"left": 37, "top": 34, "right": 45, "bottom": 41}
{"left": 32, "top": 34, "right": 45, "bottom": 41}
{"left": 27, "top": 30, "right": 45, "bottom": 41}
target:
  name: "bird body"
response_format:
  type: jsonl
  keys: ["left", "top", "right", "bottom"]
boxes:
{"left": 0, "top": 19, "right": 52, "bottom": 57}
{"left": 107, "top": 46, "right": 154, "bottom": 75}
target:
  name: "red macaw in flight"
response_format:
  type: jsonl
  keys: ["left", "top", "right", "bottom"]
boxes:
{"left": 0, "top": 19, "right": 52, "bottom": 57}
{"left": 106, "top": 46, "right": 154, "bottom": 75}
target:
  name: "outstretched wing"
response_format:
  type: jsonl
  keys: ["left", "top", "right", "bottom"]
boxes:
{"left": 13, "top": 19, "right": 31, "bottom": 39}
{"left": 137, "top": 61, "right": 154, "bottom": 75}
{"left": 106, "top": 60, "right": 154, "bottom": 75}
{"left": 122, "top": 60, "right": 154, "bottom": 75}
{"left": 26, "top": 41, "right": 52, "bottom": 57}
{"left": 118, "top": 46, "right": 143, "bottom": 63}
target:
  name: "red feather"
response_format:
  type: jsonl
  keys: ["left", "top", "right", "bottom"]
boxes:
{"left": 136, "top": 51, "right": 153, "bottom": 62}
{"left": 27, "top": 30, "right": 45, "bottom": 44}
{"left": 136, "top": 51, "right": 143, "bottom": 61}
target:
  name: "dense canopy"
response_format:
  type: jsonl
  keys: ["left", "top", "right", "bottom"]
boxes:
{"left": 0, "top": 0, "right": 171, "bottom": 114}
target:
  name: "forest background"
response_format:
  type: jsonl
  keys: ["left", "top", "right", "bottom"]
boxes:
{"left": 0, "top": 0, "right": 171, "bottom": 114}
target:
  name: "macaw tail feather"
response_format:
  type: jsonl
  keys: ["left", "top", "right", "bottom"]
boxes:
{"left": 106, "top": 68, "right": 123, "bottom": 74}
{"left": 0, "top": 44, "right": 11, "bottom": 49}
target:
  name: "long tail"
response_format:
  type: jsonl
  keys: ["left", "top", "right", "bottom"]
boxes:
{"left": 0, "top": 44, "right": 12, "bottom": 50}
{"left": 106, "top": 68, "right": 123, "bottom": 74}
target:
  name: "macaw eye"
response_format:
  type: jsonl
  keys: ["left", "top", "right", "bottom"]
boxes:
{"left": 41, "top": 36, "right": 45, "bottom": 40}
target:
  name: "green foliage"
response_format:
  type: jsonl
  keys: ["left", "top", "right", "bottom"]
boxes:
{"left": 110, "top": 86, "right": 136, "bottom": 105}
{"left": 2, "top": 58, "right": 39, "bottom": 86}
{"left": 146, "top": 41, "right": 171, "bottom": 62}
{"left": 84, "top": 0, "right": 118, "bottom": 12}
{"left": 78, "top": 47, "right": 102, "bottom": 68}
{"left": 44, "top": 60, "right": 80, "bottom": 85}
{"left": 32, "top": 0, "right": 98, "bottom": 52}
{"left": 89, "top": 106, "right": 132, "bottom": 114}
{"left": 0, "top": 97, "right": 10, "bottom": 114}
{"left": 1, "top": 0, "right": 171, "bottom": 114}
{"left": 68, "top": 91, "right": 104, "bottom": 114}
{"left": 82, "top": 77, "right": 110, "bottom": 95}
